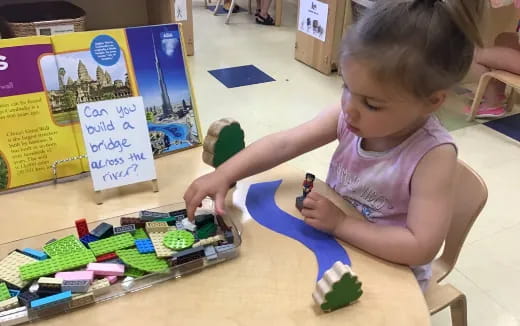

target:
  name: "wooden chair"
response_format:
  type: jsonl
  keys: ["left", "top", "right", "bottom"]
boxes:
{"left": 425, "top": 160, "right": 488, "bottom": 326}
{"left": 467, "top": 70, "right": 520, "bottom": 121}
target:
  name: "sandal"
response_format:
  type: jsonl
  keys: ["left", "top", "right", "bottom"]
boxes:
{"left": 255, "top": 9, "right": 260, "bottom": 16}
{"left": 256, "top": 13, "right": 274, "bottom": 25}
{"left": 464, "top": 104, "right": 506, "bottom": 119}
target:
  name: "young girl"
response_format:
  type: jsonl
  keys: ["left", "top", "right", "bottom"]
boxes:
{"left": 184, "top": 0, "right": 483, "bottom": 291}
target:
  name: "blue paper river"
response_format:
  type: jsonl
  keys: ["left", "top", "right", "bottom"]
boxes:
{"left": 245, "top": 180, "right": 351, "bottom": 280}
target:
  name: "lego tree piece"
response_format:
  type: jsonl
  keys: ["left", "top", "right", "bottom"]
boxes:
{"left": 86, "top": 263, "right": 125, "bottom": 276}
{"left": 31, "top": 291, "right": 71, "bottom": 310}
{"left": 192, "top": 234, "right": 224, "bottom": 248}
{"left": 195, "top": 223, "right": 217, "bottom": 239}
{"left": 88, "top": 233, "right": 134, "bottom": 256}
{"left": 96, "top": 252, "right": 117, "bottom": 262}
{"left": 140, "top": 210, "right": 170, "bottom": 221}
{"left": 75, "top": 218, "right": 89, "bottom": 238}
{"left": 163, "top": 230, "right": 195, "bottom": 250}
{"left": 21, "top": 248, "right": 48, "bottom": 261}
{"left": 0, "top": 251, "right": 37, "bottom": 288}
{"left": 43, "top": 235, "right": 86, "bottom": 257}
{"left": 312, "top": 261, "right": 363, "bottom": 312}
{"left": 115, "top": 249, "right": 169, "bottom": 273}
{"left": 19, "top": 249, "right": 96, "bottom": 281}
{"left": 55, "top": 271, "right": 94, "bottom": 282}
{"left": 124, "top": 266, "right": 146, "bottom": 278}
{"left": 121, "top": 217, "right": 146, "bottom": 228}
{"left": 0, "top": 306, "right": 29, "bottom": 326}
{"left": 113, "top": 224, "right": 136, "bottom": 236}
{"left": 148, "top": 233, "right": 175, "bottom": 258}
{"left": 0, "top": 283, "right": 10, "bottom": 301}
{"left": 0, "top": 297, "right": 19, "bottom": 312}
{"left": 133, "top": 228, "right": 149, "bottom": 240}
{"left": 135, "top": 239, "right": 155, "bottom": 254}
{"left": 62, "top": 280, "right": 90, "bottom": 293}
{"left": 80, "top": 234, "right": 99, "bottom": 248}
{"left": 202, "top": 118, "right": 245, "bottom": 168}
{"left": 145, "top": 221, "right": 169, "bottom": 233}
{"left": 181, "top": 218, "right": 197, "bottom": 232}
{"left": 69, "top": 292, "right": 95, "bottom": 309}
{"left": 194, "top": 214, "right": 215, "bottom": 227}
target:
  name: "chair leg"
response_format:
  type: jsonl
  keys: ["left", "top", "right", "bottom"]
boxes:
{"left": 225, "top": 0, "right": 235, "bottom": 24}
{"left": 450, "top": 293, "right": 468, "bottom": 326}
{"left": 204, "top": 0, "right": 208, "bottom": 9}
{"left": 467, "top": 74, "right": 492, "bottom": 121}
{"left": 248, "top": 0, "right": 252, "bottom": 15}
{"left": 213, "top": 0, "right": 222, "bottom": 15}
{"left": 275, "top": 0, "right": 282, "bottom": 26}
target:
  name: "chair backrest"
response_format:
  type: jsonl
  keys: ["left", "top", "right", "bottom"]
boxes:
{"left": 432, "top": 160, "right": 488, "bottom": 283}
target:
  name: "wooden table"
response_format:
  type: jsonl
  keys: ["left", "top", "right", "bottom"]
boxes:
{"left": 0, "top": 147, "right": 430, "bottom": 325}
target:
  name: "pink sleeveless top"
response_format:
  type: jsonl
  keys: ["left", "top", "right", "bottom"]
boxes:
{"left": 326, "top": 111, "right": 456, "bottom": 290}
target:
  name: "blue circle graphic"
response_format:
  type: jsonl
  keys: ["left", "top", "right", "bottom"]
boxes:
{"left": 90, "top": 35, "right": 121, "bottom": 66}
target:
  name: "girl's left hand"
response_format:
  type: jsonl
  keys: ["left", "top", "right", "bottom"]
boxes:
{"left": 301, "top": 191, "right": 347, "bottom": 234}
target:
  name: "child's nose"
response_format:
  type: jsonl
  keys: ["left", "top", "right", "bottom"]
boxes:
{"left": 342, "top": 98, "right": 360, "bottom": 121}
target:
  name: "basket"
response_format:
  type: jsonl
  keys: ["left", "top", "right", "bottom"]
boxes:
{"left": 0, "top": 1, "right": 86, "bottom": 38}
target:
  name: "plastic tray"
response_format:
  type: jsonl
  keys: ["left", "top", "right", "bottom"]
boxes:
{"left": 0, "top": 200, "right": 241, "bottom": 325}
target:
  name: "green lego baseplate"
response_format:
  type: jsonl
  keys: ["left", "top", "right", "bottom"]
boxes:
{"left": 133, "top": 228, "right": 149, "bottom": 240}
{"left": 0, "top": 282, "right": 10, "bottom": 301}
{"left": 89, "top": 233, "right": 135, "bottom": 256}
{"left": 195, "top": 223, "right": 217, "bottom": 240}
{"left": 116, "top": 249, "right": 169, "bottom": 273}
{"left": 20, "top": 249, "right": 96, "bottom": 281}
{"left": 43, "top": 235, "right": 86, "bottom": 257}
{"left": 163, "top": 230, "right": 195, "bottom": 250}
{"left": 124, "top": 266, "right": 146, "bottom": 278}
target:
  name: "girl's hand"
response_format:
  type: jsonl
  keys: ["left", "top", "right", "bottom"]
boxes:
{"left": 301, "top": 191, "right": 347, "bottom": 234}
{"left": 183, "top": 171, "right": 233, "bottom": 220}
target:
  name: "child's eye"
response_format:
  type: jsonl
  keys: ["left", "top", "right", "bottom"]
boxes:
{"left": 364, "top": 99, "right": 379, "bottom": 111}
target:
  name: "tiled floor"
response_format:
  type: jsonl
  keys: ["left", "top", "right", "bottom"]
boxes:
{"left": 188, "top": 1, "right": 520, "bottom": 325}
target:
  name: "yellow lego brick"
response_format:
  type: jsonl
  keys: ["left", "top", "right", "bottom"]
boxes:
{"left": 0, "top": 252, "right": 37, "bottom": 288}
{"left": 145, "top": 222, "right": 169, "bottom": 233}
{"left": 149, "top": 232, "right": 176, "bottom": 258}
{"left": 0, "top": 297, "right": 20, "bottom": 312}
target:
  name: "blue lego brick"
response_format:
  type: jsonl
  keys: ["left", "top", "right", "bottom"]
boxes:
{"left": 9, "top": 289, "right": 20, "bottom": 297}
{"left": 30, "top": 291, "right": 71, "bottom": 310}
{"left": 80, "top": 234, "right": 99, "bottom": 248}
{"left": 22, "top": 248, "right": 48, "bottom": 261}
{"left": 135, "top": 239, "right": 155, "bottom": 254}
{"left": 90, "top": 222, "right": 113, "bottom": 239}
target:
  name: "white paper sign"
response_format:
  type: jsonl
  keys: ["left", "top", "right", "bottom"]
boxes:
{"left": 174, "top": 0, "right": 188, "bottom": 21}
{"left": 36, "top": 24, "right": 74, "bottom": 36}
{"left": 78, "top": 96, "right": 156, "bottom": 191}
{"left": 298, "top": 0, "right": 328, "bottom": 42}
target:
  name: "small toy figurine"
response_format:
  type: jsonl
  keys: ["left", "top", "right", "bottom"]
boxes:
{"left": 296, "top": 172, "right": 315, "bottom": 211}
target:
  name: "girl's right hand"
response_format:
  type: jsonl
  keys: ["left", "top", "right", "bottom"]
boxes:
{"left": 183, "top": 171, "right": 233, "bottom": 220}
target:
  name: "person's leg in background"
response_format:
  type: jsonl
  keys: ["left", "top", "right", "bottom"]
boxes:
{"left": 256, "top": 0, "right": 274, "bottom": 25}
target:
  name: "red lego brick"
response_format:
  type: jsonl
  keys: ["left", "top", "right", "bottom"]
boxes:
{"left": 96, "top": 252, "right": 117, "bottom": 262}
{"left": 75, "top": 219, "right": 89, "bottom": 238}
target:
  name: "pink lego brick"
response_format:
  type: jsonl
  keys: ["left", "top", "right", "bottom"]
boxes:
{"left": 105, "top": 275, "right": 118, "bottom": 284}
{"left": 55, "top": 271, "right": 94, "bottom": 282}
{"left": 86, "top": 263, "right": 125, "bottom": 276}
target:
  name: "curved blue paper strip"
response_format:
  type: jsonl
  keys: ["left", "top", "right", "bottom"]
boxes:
{"left": 245, "top": 180, "right": 351, "bottom": 280}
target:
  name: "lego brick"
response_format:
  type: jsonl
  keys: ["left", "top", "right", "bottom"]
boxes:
{"left": 19, "top": 249, "right": 96, "bottom": 281}
{"left": 169, "top": 208, "right": 187, "bottom": 218}
{"left": 89, "top": 279, "right": 110, "bottom": 296}
{"left": 224, "top": 230, "right": 235, "bottom": 244}
{"left": 163, "top": 230, "right": 195, "bottom": 251}
{"left": 69, "top": 292, "right": 95, "bottom": 309}
{"left": 171, "top": 246, "right": 205, "bottom": 265}
{"left": 32, "top": 301, "right": 68, "bottom": 318}
{"left": 30, "top": 291, "right": 71, "bottom": 310}
{"left": 45, "top": 239, "right": 57, "bottom": 245}
{"left": 0, "top": 306, "right": 28, "bottom": 326}
{"left": 8, "top": 290, "right": 19, "bottom": 298}
{"left": 90, "top": 222, "right": 114, "bottom": 239}
{"left": 135, "top": 239, "right": 155, "bottom": 254}
{"left": 145, "top": 221, "right": 169, "bottom": 233}
{"left": 148, "top": 233, "right": 175, "bottom": 258}
{"left": 86, "top": 263, "right": 125, "bottom": 276}
{"left": 0, "top": 283, "right": 10, "bottom": 301}
{"left": 123, "top": 266, "right": 145, "bottom": 278}
{"left": 194, "top": 213, "right": 215, "bottom": 227}
{"left": 80, "top": 234, "right": 99, "bottom": 248}
{"left": 62, "top": 280, "right": 90, "bottom": 293}
{"left": 28, "top": 283, "right": 39, "bottom": 294}
{"left": 139, "top": 210, "right": 170, "bottom": 221}
{"left": 55, "top": 271, "right": 94, "bottom": 282}
{"left": 88, "top": 233, "right": 135, "bottom": 256}
{"left": 192, "top": 234, "right": 225, "bottom": 248}
{"left": 43, "top": 235, "right": 86, "bottom": 257}
{"left": 105, "top": 276, "right": 118, "bottom": 284}
{"left": 214, "top": 244, "right": 238, "bottom": 259}
{"left": 195, "top": 222, "right": 217, "bottom": 239}
{"left": 0, "top": 251, "right": 37, "bottom": 288}
{"left": 37, "top": 277, "right": 62, "bottom": 294}
{"left": 181, "top": 218, "right": 197, "bottom": 232}
{"left": 121, "top": 217, "right": 146, "bottom": 228}
{"left": 115, "top": 249, "right": 169, "bottom": 273}
{"left": 17, "top": 291, "right": 38, "bottom": 307}
{"left": 175, "top": 221, "right": 184, "bottom": 230}
{"left": 132, "top": 228, "right": 148, "bottom": 240}
{"left": 204, "top": 246, "right": 218, "bottom": 260}
{"left": 0, "top": 297, "right": 19, "bottom": 312}
{"left": 96, "top": 252, "right": 117, "bottom": 262}
{"left": 21, "top": 248, "right": 48, "bottom": 261}
{"left": 113, "top": 224, "right": 136, "bottom": 236}
{"left": 155, "top": 217, "right": 176, "bottom": 225}
{"left": 75, "top": 218, "right": 89, "bottom": 238}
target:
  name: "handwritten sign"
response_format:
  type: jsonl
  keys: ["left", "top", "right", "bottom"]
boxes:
{"left": 77, "top": 96, "right": 156, "bottom": 191}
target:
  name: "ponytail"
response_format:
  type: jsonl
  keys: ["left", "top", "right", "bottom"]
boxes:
{"left": 443, "top": 0, "right": 484, "bottom": 46}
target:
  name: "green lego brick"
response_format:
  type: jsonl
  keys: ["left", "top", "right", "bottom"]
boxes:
{"left": 195, "top": 222, "right": 217, "bottom": 240}
{"left": 124, "top": 266, "right": 146, "bottom": 278}
{"left": 133, "top": 228, "right": 149, "bottom": 240}
{"left": 116, "top": 249, "right": 168, "bottom": 273}
{"left": 43, "top": 235, "right": 86, "bottom": 257}
{"left": 0, "top": 283, "right": 10, "bottom": 301}
{"left": 156, "top": 217, "right": 176, "bottom": 225}
{"left": 163, "top": 230, "right": 194, "bottom": 250}
{"left": 20, "top": 249, "right": 95, "bottom": 281}
{"left": 89, "top": 233, "right": 135, "bottom": 256}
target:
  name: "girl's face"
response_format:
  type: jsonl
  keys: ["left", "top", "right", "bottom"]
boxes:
{"left": 340, "top": 58, "right": 442, "bottom": 141}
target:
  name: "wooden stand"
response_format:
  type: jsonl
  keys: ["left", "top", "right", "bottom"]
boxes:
{"left": 294, "top": 0, "right": 346, "bottom": 75}
{"left": 94, "top": 179, "right": 159, "bottom": 205}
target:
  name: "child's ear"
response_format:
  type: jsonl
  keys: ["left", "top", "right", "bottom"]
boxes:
{"left": 427, "top": 90, "right": 447, "bottom": 111}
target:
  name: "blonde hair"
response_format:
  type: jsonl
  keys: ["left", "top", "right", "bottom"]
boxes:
{"left": 342, "top": 0, "right": 484, "bottom": 98}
